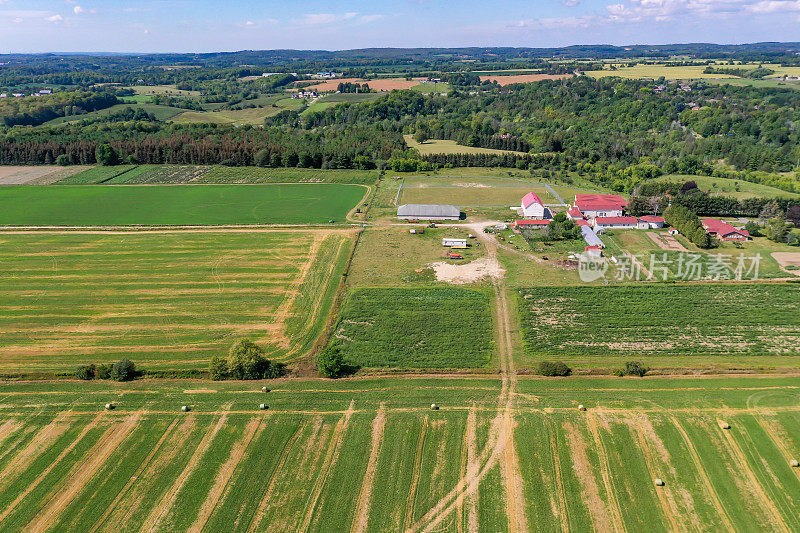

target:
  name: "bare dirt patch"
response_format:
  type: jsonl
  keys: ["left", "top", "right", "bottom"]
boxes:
{"left": 300, "top": 77, "right": 425, "bottom": 92}
{"left": 772, "top": 253, "right": 800, "bottom": 276}
{"left": 0, "top": 166, "right": 63, "bottom": 185}
{"left": 647, "top": 231, "right": 686, "bottom": 251}
{"left": 429, "top": 257, "right": 505, "bottom": 284}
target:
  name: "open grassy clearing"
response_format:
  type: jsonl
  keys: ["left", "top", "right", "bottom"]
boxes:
{"left": 0, "top": 377, "right": 799, "bottom": 531}
{"left": 404, "top": 135, "right": 529, "bottom": 156}
{"left": 585, "top": 64, "right": 740, "bottom": 79}
{"left": 333, "top": 287, "right": 494, "bottom": 369}
{"left": 396, "top": 175, "right": 572, "bottom": 206}
{"left": 479, "top": 74, "right": 573, "bottom": 85}
{"left": 705, "top": 77, "right": 800, "bottom": 91}
{"left": 0, "top": 229, "right": 354, "bottom": 372}
{"left": 170, "top": 98, "right": 303, "bottom": 125}
{"left": 517, "top": 283, "right": 800, "bottom": 371}
{"left": 44, "top": 103, "right": 186, "bottom": 125}
{"left": 0, "top": 183, "right": 365, "bottom": 226}
{"left": 123, "top": 85, "right": 201, "bottom": 96}
{"left": 654, "top": 174, "right": 800, "bottom": 199}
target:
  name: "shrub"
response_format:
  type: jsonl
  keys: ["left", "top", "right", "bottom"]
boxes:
{"left": 209, "top": 355, "right": 229, "bottom": 380}
{"left": 253, "top": 148, "right": 270, "bottom": 167}
{"left": 622, "top": 360, "right": 649, "bottom": 377}
{"left": 95, "top": 143, "right": 118, "bottom": 166}
{"left": 227, "top": 339, "right": 275, "bottom": 380}
{"left": 745, "top": 221, "right": 762, "bottom": 237}
{"left": 55, "top": 154, "right": 70, "bottom": 166}
{"left": 318, "top": 345, "right": 345, "bottom": 378}
{"left": 110, "top": 358, "right": 137, "bottom": 382}
{"left": 538, "top": 361, "right": 572, "bottom": 377}
{"left": 95, "top": 364, "right": 112, "bottom": 379}
{"left": 75, "top": 364, "right": 96, "bottom": 380}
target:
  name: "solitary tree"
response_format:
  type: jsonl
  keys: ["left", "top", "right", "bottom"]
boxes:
{"left": 227, "top": 339, "right": 269, "bottom": 380}
{"left": 318, "top": 346, "right": 345, "bottom": 378}
{"left": 414, "top": 126, "right": 430, "bottom": 144}
{"left": 111, "top": 359, "right": 137, "bottom": 382}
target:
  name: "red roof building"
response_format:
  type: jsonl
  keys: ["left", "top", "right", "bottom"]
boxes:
{"left": 574, "top": 194, "right": 627, "bottom": 218}
{"left": 593, "top": 216, "right": 641, "bottom": 228}
{"left": 701, "top": 219, "right": 751, "bottom": 241}
{"left": 639, "top": 215, "right": 666, "bottom": 228}
{"left": 566, "top": 206, "right": 585, "bottom": 220}
{"left": 521, "top": 192, "right": 547, "bottom": 219}
{"left": 521, "top": 192, "right": 543, "bottom": 208}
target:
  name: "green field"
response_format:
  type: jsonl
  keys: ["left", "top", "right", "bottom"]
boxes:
{"left": 0, "top": 230, "right": 354, "bottom": 373}
{"left": 170, "top": 98, "right": 303, "bottom": 125}
{"left": 397, "top": 175, "right": 575, "bottom": 206}
{"left": 404, "top": 135, "right": 529, "bottom": 156}
{"left": 334, "top": 287, "right": 494, "bottom": 368}
{"left": 517, "top": 284, "right": 800, "bottom": 370}
{"left": 44, "top": 104, "right": 187, "bottom": 126}
{"left": 1, "top": 376, "right": 799, "bottom": 531}
{"left": 0, "top": 184, "right": 366, "bottom": 225}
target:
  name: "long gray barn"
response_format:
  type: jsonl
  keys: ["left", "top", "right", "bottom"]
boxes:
{"left": 397, "top": 204, "right": 461, "bottom": 221}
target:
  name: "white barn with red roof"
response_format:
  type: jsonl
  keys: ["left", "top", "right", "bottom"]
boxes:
{"left": 521, "top": 192, "right": 548, "bottom": 219}
{"left": 701, "top": 219, "right": 751, "bottom": 241}
{"left": 593, "top": 216, "right": 641, "bottom": 230}
{"left": 574, "top": 194, "right": 627, "bottom": 219}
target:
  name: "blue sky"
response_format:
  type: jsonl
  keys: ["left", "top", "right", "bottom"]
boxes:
{"left": 1, "top": 0, "right": 799, "bottom": 53}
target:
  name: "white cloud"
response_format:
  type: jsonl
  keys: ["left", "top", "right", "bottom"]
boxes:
{"left": 46, "top": 14, "right": 63, "bottom": 22}
{"left": 563, "top": 0, "right": 581, "bottom": 6}
{"left": 73, "top": 5, "right": 84, "bottom": 14}
{"left": 245, "top": 20, "right": 255, "bottom": 25}
{"left": 143, "top": 29, "right": 150, "bottom": 34}
{"left": 295, "top": 12, "right": 359, "bottom": 25}
{"left": 358, "top": 14, "right": 385, "bottom": 23}
{"left": 746, "top": 0, "right": 800, "bottom": 12}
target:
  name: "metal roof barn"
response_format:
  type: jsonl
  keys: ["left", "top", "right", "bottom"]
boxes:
{"left": 581, "top": 225, "right": 605, "bottom": 248}
{"left": 397, "top": 204, "right": 461, "bottom": 220}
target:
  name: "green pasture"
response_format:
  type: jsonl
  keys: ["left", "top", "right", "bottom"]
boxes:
{"left": 0, "top": 230, "right": 354, "bottom": 372}
{"left": 0, "top": 183, "right": 365, "bottom": 225}
{"left": 334, "top": 287, "right": 494, "bottom": 368}
{"left": 517, "top": 284, "right": 800, "bottom": 370}
{"left": 44, "top": 103, "right": 186, "bottom": 126}
{"left": 404, "top": 135, "right": 529, "bottom": 156}
{"left": 653, "top": 174, "right": 800, "bottom": 199}
{"left": 1, "top": 377, "right": 800, "bottom": 531}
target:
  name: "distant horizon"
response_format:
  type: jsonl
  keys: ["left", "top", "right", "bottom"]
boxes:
{"left": 3, "top": 41, "right": 800, "bottom": 57}
{"left": 2, "top": 0, "right": 800, "bottom": 54}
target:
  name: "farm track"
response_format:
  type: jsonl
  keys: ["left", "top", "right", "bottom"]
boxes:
{"left": 351, "top": 403, "right": 386, "bottom": 533}
{"left": 586, "top": 412, "right": 625, "bottom": 532}
{"left": 545, "top": 417, "right": 570, "bottom": 533}
{"left": 564, "top": 420, "right": 614, "bottom": 532}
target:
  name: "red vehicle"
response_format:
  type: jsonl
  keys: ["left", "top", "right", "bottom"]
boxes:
{"left": 447, "top": 253, "right": 463, "bottom": 260}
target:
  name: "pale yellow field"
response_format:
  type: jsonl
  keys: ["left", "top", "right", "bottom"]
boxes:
{"left": 125, "top": 85, "right": 200, "bottom": 96}
{"left": 404, "top": 135, "right": 528, "bottom": 156}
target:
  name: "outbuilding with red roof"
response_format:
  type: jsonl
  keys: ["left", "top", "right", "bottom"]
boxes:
{"left": 520, "top": 192, "right": 549, "bottom": 219}
{"left": 701, "top": 219, "right": 751, "bottom": 241}
{"left": 574, "top": 194, "right": 627, "bottom": 219}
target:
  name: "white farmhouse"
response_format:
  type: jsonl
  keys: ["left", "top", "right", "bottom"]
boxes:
{"left": 521, "top": 192, "right": 548, "bottom": 219}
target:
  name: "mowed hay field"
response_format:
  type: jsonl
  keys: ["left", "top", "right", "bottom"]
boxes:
{"left": 397, "top": 175, "right": 569, "bottom": 206}
{"left": 333, "top": 287, "right": 494, "bottom": 368}
{"left": 0, "top": 230, "right": 355, "bottom": 372}
{"left": 1, "top": 377, "right": 800, "bottom": 531}
{"left": 0, "top": 184, "right": 366, "bottom": 225}
{"left": 479, "top": 73, "right": 573, "bottom": 85}
{"left": 517, "top": 284, "right": 800, "bottom": 370}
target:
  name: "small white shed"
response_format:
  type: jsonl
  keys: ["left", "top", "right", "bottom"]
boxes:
{"left": 442, "top": 238, "right": 468, "bottom": 248}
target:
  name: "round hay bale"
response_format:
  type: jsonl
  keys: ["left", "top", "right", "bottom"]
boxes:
{"left": 717, "top": 420, "right": 730, "bottom": 430}
{"left": 259, "top": 404, "right": 268, "bottom": 410}
{"left": 181, "top": 405, "right": 191, "bottom": 412}
{"left": 654, "top": 478, "right": 665, "bottom": 487}
{"left": 791, "top": 459, "right": 799, "bottom": 468}
{"left": 261, "top": 386, "right": 270, "bottom": 393}
{"left": 431, "top": 403, "right": 439, "bottom": 410}
{"left": 578, "top": 404, "right": 586, "bottom": 411}
{"left": 105, "top": 403, "right": 115, "bottom": 410}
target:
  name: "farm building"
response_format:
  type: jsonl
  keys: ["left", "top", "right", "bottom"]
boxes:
{"left": 701, "top": 219, "right": 751, "bottom": 241}
{"left": 584, "top": 245, "right": 604, "bottom": 257}
{"left": 442, "top": 238, "right": 468, "bottom": 248}
{"left": 640, "top": 215, "right": 666, "bottom": 229}
{"left": 574, "top": 194, "right": 627, "bottom": 219}
{"left": 521, "top": 192, "right": 550, "bottom": 219}
{"left": 397, "top": 204, "right": 460, "bottom": 221}
{"left": 513, "top": 219, "right": 550, "bottom": 232}
{"left": 593, "top": 216, "right": 641, "bottom": 230}
{"left": 566, "top": 206, "right": 585, "bottom": 221}
{"left": 581, "top": 225, "right": 605, "bottom": 248}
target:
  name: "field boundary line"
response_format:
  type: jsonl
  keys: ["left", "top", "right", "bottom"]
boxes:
{"left": 669, "top": 416, "right": 736, "bottom": 531}
{"left": 299, "top": 400, "right": 356, "bottom": 532}
{"left": 351, "top": 403, "right": 387, "bottom": 533}
{"left": 26, "top": 412, "right": 143, "bottom": 533}
{"left": 247, "top": 419, "right": 308, "bottom": 533}
{"left": 404, "top": 414, "right": 429, "bottom": 530}
{"left": 585, "top": 412, "right": 625, "bottom": 533}
{"left": 189, "top": 416, "right": 265, "bottom": 532}
{"left": 88, "top": 417, "right": 181, "bottom": 533}
{"left": 0, "top": 411, "right": 105, "bottom": 525}
{"left": 140, "top": 408, "right": 230, "bottom": 531}
{"left": 716, "top": 418, "right": 791, "bottom": 532}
